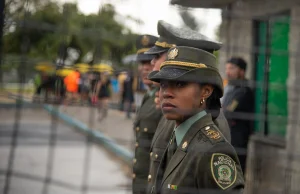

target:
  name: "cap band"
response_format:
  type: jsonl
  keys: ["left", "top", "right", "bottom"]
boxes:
{"left": 137, "top": 48, "right": 150, "bottom": 54}
{"left": 155, "top": 41, "right": 176, "bottom": 48}
{"left": 160, "top": 60, "right": 207, "bottom": 70}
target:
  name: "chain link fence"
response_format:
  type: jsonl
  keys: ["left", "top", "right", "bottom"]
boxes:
{"left": 1, "top": 0, "right": 300, "bottom": 194}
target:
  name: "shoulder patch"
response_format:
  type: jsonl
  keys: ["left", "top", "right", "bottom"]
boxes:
{"left": 211, "top": 153, "right": 237, "bottom": 190}
{"left": 201, "top": 126, "right": 224, "bottom": 144}
{"left": 226, "top": 99, "right": 239, "bottom": 111}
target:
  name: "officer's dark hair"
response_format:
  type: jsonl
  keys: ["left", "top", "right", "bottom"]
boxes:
{"left": 200, "top": 84, "right": 221, "bottom": 120}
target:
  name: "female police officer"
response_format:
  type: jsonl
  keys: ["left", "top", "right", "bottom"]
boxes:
{"left": 148, "top": 46, "right": 244, "bottom": 194}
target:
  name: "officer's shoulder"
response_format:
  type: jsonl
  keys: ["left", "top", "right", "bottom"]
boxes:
{"left": 193, "top": 125, "right": 237, "bottom": 161}
{"left": 198, "top": 124, "right": 227, "bottom": 145}
{"left": 187, "top": 124, "right": 234, "bottom": 160}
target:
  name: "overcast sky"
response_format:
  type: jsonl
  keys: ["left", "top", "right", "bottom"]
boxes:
{"left": 59, "top": 0, "right": 221, "bottom": 39}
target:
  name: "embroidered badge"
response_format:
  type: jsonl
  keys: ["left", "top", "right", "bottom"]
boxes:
{"left": 211, "top": 153, "right": 237, "bottom": 190}
{"left": 167, "top": 184, "right": 178, "bottom": 190}
{"left": 168, "top": 48, "right": 178, "bottom": 59}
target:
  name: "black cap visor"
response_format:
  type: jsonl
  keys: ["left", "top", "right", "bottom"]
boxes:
{"left": 136, "top": 53, "right": 156, "bottom": 62}
{"left": 144, "top": 45, "right": 169, "bottom": 55}
{"left": 149, "top": 66, "right": 224, "bottom": 97}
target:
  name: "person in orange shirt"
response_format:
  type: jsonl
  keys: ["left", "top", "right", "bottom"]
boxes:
{"left": 64, "top": 69, "right": 80, "bottom": 106}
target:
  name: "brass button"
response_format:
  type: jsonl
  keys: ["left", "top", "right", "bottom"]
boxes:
{"left": 148, "top": 174, "right": 152, "bottom": 182}
{"left": 205, "top": 126, "right": 210, "bottom": 131}
{"left": 136, "top": 127, "right": 140, "bottom": 131}
{"left": 155, "top": 154, "right": 158, "bottom": 159}
{"left": 182, "top": 141, "right": 188, "bottom": 149}
{"left": 150, "top": 152, "right": 153, "bottom": 157}
{"left": 135, "top": 142, "right": 139, "bottom": 147}
{"left": 144, "top": 128, "right": 148, "bottom": 132}
{"left": 170, "top": 139, "right": 173, "bottom": 144}
{"left": 132, "top": 173, "right": 136, "bottom": 179}
{"left": 133, "top": 158, "right": 137, "bottom": 164}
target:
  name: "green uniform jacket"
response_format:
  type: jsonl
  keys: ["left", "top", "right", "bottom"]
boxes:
{"left": 215, "top": 110, "right": 231, "bottom": 143}
{"left": 133, "top": 90, "right": 163, "bottom": 194}
{"left": 147, "top": 117, "right": 175, "bottom": 194}
{"left": 147, "top": 111, "right": 231, "bottom": 194}
{"left": 151, "top": 114, "right": 244, "bottom": 194}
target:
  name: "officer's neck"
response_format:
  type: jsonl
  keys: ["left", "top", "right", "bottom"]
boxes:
{"left": 175, "top": 109, "right": 204, "bottom": 127}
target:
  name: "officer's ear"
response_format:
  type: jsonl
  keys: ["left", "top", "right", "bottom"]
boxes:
{"left": 200, "top": 84, "right": 214, "bottom": 100}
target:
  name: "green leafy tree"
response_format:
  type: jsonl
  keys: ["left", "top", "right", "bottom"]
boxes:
{"left": 3, "top": 1, "right": 139, "bottom": 79}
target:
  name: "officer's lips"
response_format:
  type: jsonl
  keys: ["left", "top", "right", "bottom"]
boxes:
{"left": 161, "top": 102, "right": 177, "bottom": 111}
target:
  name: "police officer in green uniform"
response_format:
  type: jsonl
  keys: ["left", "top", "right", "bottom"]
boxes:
{"left": 132, "top": 35, "right": 163, "bottom": 194}
{"left": 148, "top": 46, "right": 244, "bottom": 194}
{"left": 144, "top": 21, "right": 232, "bottom": 194}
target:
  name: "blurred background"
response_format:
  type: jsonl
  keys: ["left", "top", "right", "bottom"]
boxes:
{"left": 0, "top": 0, "right": 299, "bottom": 194}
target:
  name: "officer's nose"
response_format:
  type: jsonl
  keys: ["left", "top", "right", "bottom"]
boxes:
{"left": 151, "top": 57, "right": 161, "bottom": 71}
{"left": 161, "top": 86, "right": 174, "bottom": 99}
{"left": 151, "top": 57, "right": 156, "bottom": 66}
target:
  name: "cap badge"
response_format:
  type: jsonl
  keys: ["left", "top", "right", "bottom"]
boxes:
{"left": 168, "top": 48, "right": 178, "bottom": 59}
{"left": 141, "top": 35, "right": 150, "bottom": 46}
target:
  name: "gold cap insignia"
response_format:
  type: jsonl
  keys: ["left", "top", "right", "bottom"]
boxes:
{"left": 168, "top": 48, "right": 178, "bottom": 59}
{"left": 141, "top": 35, "right": 150, "bottom": 46}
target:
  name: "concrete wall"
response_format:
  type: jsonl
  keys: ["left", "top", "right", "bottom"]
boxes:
{"left": 245, "top": 135, "right": 286, "bottom": 194}
{"left": 218, "top": 0, "right": 298, "bottom": 79}
{"left": 285, "top": 6, "right": 300, "bottom": 194}
{"left": 218, "top": 1, "right": 300, "bottom": 193}
{"left": 218, "top": 13, "right": 252, "bottom": 79}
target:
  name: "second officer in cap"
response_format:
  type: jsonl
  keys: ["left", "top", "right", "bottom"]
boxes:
{"left": 132, "top": 35, "right": 163, "bottom": 194}
{"left": 149, "top": 46, "right": 244, "bottom": 193}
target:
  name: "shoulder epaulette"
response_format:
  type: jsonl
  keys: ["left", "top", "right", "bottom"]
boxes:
{"left": 200, "top": 125, "right": 225, "bottom": 144}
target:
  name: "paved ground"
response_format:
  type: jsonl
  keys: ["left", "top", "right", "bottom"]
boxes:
{"left": 0, "top": 107, "right": 132, "bottom": 194}
{"left": 59, "top": 105, "right": 135, "bottom": 152}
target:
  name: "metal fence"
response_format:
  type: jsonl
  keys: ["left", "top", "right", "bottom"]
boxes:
{"left": 1, "top": 0, "right": 300, "bottom": 194}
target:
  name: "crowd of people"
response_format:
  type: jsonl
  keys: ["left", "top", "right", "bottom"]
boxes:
{"left": 33, "top": 69, "right": 114, "bottom": 119}
{"left": 33, "top": 67, "right": 151, "bottom": 120}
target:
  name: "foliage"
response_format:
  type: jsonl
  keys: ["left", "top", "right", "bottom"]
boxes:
{"left": 3, "top": 0, "right": 139, "bottom": 75}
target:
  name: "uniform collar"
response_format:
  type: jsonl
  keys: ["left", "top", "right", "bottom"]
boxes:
{"left": 174, "top": 110, "right": 206, "bottom": 146}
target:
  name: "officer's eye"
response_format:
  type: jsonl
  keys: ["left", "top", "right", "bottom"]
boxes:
{"left": 175, "top": 81, "right": 187, "bottom": 88}
{"left": 160, "top": 81, "right": 167, "bottom": 89}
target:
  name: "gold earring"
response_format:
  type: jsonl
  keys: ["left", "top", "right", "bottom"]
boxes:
{"left": 200, "top": 98, "right": 205, "bottom": 105}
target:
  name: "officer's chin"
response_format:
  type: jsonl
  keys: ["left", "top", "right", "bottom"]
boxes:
{"left": 162, "top": 111, "right": 181, "bottom": 121}
{"left": 155, "top": 104, "right": 161, "bottom": 110}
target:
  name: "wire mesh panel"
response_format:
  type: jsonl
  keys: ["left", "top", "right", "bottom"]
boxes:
{"left": 1, "top": 0, "right": 300, "bottom": 194}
